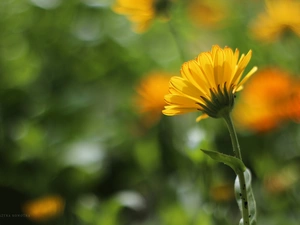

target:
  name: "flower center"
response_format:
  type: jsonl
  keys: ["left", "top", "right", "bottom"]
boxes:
{"left": 198, "top": 83, "right": 235, "bottom": 118}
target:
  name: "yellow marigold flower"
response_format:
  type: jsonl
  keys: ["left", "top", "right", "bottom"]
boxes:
{"left": 187, "top": 0, "right": 227, "bottom": 28}
{"left": 162, "top": 45, "right": 257, "bottom": 122}
{"left": 22, "top": 195, "right": 65, "bottom": 221}
{"left": 135, "top": 72, "right": 174, "bottom": 127}
{"left": 233, "top": 68, "right": 300, "bottom": 132}
{"left": 250, "top": 0, "right": 300, "bottom": 42}
{"left": 112, "top": 0, "right": 170, "bottom": 33}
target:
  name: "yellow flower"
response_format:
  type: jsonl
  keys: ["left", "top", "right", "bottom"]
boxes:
{"left": 112, "top": 0, "right": 170, "bottom": 33}
{"left": 22, "top": 195, "right": 65, "bottom": 221}
{"left": 162, "top": 45, "right": 257, "bottom": 122}
{"left": 135, "top": 72, "right": 174, "bottom": 127}
{"left": 250, "top": 0, "right": 300, "bottom": 42}
{"left": 187, "top": 0, "right": 227, "bottom": 28}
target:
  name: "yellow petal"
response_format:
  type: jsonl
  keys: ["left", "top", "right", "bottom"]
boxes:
{"left": 235, "top": 66, "right": 258, "bottom": 92}
{"left": 231, "top": 50, "right": 252, "bottom": 85}
{"left": 164, "top": 94, "right": 201, "bottom": 107}
{"left": 181, "top": 61, "right": 209, "bottom": 94}
{"left": 196, "top": 114, "right": 209, "bottom": 122}
{"left": 197, "top": 53, "right": 214, "bottom": 88}
{"left": 213, "top": 47, "right": 225, "bottom": 85}
{"left": 170, "top": 77, "right": 203, "bottom": 102}
{"left": 163, "top": 106, "right": 198, "bottom": 115}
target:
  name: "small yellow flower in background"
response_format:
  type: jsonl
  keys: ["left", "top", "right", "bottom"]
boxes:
{"left": 135, "top": 72, "right": 174, "bottom": 127}
{"left": 187, "top": 0, "right": 227, "bottom": 28}
{"left": 22, "top": 195, "right": 65, "bottom": 221}
{"left": 233, "top": 68, "right": 300, "bottom": 132}
{"left": 209, "top": 182, "right": 234, "bottom": 202}
{"left": 162, "top": 45, "right": 257, "bottom": 122}
{"left": 112, "top": 0, "right": 171, "bottom": 33}
{"left": 250, "top": 0, "right": 300, "bottom": 42}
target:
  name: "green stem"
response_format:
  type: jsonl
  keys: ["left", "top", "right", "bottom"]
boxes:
{"left": 223, "top": 113, "right": 250, "bottom": 225}
{"left": 167, "top": 20, "right": 187, "bottom": 62}
{"left": 222, "top": 113, "right": 242, "bottom": 160}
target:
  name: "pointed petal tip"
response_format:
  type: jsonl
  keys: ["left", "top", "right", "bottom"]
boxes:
{"left": 196, "top": 114, "right": 209, "bottom": 122}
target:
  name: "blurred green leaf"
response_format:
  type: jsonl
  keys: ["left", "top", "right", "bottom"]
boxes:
{"left": 133, "top": 138, "right": 161, "bottom": 173}
{"left": 160, "top": 203, "right": 189, "bottom": 225}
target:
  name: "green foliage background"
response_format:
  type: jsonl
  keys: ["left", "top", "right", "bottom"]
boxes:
{"left": 0, "top": 0, "right": 300, "bottom": 224}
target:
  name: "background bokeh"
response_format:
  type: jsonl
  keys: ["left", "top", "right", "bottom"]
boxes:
{"left": 1, "top": 0, "right": 300, "bottom": 224}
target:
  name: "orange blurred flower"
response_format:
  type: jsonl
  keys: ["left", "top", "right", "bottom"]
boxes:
{"left": 112, "top": 0, "right": 171, "bottom": 33}
{"left": 250, "top": 0, "right": 300, "bottom": 42}
{"left": 22, "top": 195, "right": 65, "bottom": 221}
{"left": 187, "top": 0, "right": 227, "bottom": 28}
{"left": 233, "top": 68, "right": 300, "bottom": 132}
{"left": 135, "top": 72, "right": 174, "bottom": 127}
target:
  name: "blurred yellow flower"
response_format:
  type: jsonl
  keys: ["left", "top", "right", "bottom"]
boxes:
{"left": 187, "top": 0, "right": 227, "bottom": 28}
{"left": 233, "top": 68, "right": 300, "bottom": 132}
{"left": 135, "top": 72, "right": 174, "bottom": 127}
{"left": 210, "top": 183, "right": 234, "bottom": 202}
{"left": 112, "top": 0, "right": 170, "bottom": 33}
{"left": 162, "top": 45, "right": 257, "bottom": 122}
{"left": 250, "top": 0, "right": 300, "bottom": 42}
{"left": 22, "top": 195, "right": 65, "bottom": 221}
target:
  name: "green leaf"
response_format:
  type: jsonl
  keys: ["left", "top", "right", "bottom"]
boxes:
{"left": 200, "top": 149, "right": 246, "bottom": 174}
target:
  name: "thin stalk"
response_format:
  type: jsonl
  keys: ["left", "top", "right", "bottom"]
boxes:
{"left": 222, "top": 113, "right": 242, "bottom": 160}
{"left": 223, "top": 113, "right": 250, "bottom": 225}
{"left": 167, "top": 20, "right": 187, "bottom": 62}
